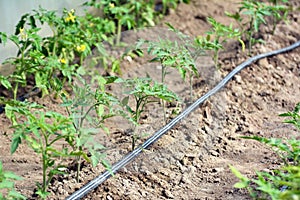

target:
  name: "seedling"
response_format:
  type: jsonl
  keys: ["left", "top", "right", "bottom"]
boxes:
{"left": 0, "top": 6, "right": 117, "bottom": 100}
{"left": 60, "top": 77, "right": 125, "bottom": 182}
{"left": 7, "top": 101, "right": 74, "bottom": 199}
{"left": 230, "top": 102, "right": 300, "bottom": 199}
{"left": 0, "top": 26, "right": 42, "bottom": 99}
{"left": 197, "top": 17, "right": 244, "bottom": 69}
{"left": 226, "top": 0, "right": 289, "bottom": 54}
{"left": 279, "top": 102, "right": 300, "bottom": 132}
{"left": 136, "top": 23, "right": 199, "bottom": 102}
{"left": 230, "top": 162, "right": 300, "bottom": 199}
{"left": 0, "top": 161, "right": 26, "bottom": 200}
{"left": 121, "top": 77, "right": 179, "bottom": 150}
{"left": 267, "top": 2, "right": 289, "bottom": 34}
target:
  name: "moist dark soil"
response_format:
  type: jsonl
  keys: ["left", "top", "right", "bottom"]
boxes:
{"left": 0, "top": 0, "right": 299, "bottom": 199}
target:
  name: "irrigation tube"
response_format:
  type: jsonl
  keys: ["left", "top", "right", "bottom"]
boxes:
{"left": 66, "top": 40, "right": 300, "bottom": 200}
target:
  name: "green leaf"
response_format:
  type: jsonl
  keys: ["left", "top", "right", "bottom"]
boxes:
{"left": 4, "top": 171, "right": 23, "bottom": 181}
{"left": 165, "top": 22, "right": 175, "bottom": 31}
{"left": 0, "top": 181, "right": 14, "bottom": 189}
{"left": 105, "top": 76, "right": 122, "bottom": 84}
{"left": 15, "top": 13, "right": 30, "bottom": 35}
{"left": 101, "top": 159, "right": 112, "bottom": 172}
{"left": 8, "top": 190, "right": 27, "bottom": 199}
{"left": 229, "top": 164, "right": 250, "bottom": 182}
{"left": 234, "top": 182, "right": 249, "bottom": 189}
{"left": 35, "top": 189, "right": 50, "bottom": 199}
{"left": 9, "top": 35, "right": 19, "bottom": 45}
{"left": 0, "top": 76, "right": 12, "bottom": 89}
{"left": 121, "top": 96, "right": 129, "bottom": 106}
{"left": 97, "top": 104, "right": 104, "bottom": 117}
{"left": 0, "top": 32, "right": 7, "bottom": 44}
{"left": 11, "top": 135, "right": 21, "bottom": 154}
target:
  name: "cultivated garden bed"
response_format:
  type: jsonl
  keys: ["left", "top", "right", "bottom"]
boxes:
{"left": 0, "top": 0, "right": 299, "bottom": 199}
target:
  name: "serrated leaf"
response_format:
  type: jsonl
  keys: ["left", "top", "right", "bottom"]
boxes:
{"left": 0, "top": 77, "right": 12, "bottom": 89}
{"left": 4, "top": 171, "right": 23, "bottom": 180}
{"left": 105, "top": 76, "right": 122, "bottom": 84}
{"left": 234, "top": 182, "right": 249, "bottom": 189}
{"left": 121, "top": 96, "right": 129, "bottom": 106}
{"left": 0, "top": 181, "right": 14, "bottom": 189}
{"left": 8, "top": 190, "right": 27, "bottom": 199}
{"left": 229, "top": 165, "right": 249, "bottom": 182}
{"left": 97, "top": 104, "right": 104, "bottom": 117}
{"left": 0, "top": 32, "right": 7, "bottom": 44}
{"left": 11, "top": 135, "right": 21, "bottom": 154}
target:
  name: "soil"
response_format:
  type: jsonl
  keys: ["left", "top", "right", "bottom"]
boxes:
{"left": 0, "top": 0, "right": 300, "bottom": 199}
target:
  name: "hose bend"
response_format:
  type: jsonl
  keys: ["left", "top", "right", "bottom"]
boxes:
{"left": 66, "top": 40, "right": 300, "bottom": 200}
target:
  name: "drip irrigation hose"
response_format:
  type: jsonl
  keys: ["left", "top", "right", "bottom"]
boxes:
{"left": 66, "top": 40, "right": 300, "bottom": 200}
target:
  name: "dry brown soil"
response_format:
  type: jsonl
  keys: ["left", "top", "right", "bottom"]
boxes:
{"left": 0, "top": 0, "right": 300, "bottom": 199}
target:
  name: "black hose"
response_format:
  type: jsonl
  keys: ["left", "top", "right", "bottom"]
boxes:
{"left": 66, "top": 40, "right": 300, "bottom": 200}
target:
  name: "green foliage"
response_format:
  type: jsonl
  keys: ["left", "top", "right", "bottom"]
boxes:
{"left": 0, "top": 6, "right": 115, "bottom": 99}
{"left": 7, "top": 101, "right": 74, "bottom": 198}
{"left": 137, "top": 23, "right": 200, "bottom": 101}
{"left": 85, "top": 0, "right": 152, "bottom": 46}
{"left": 0, "top": 1, "right": 190, "bottom": 100}
{"left": 60, "top": 77, "right": 127, "bottom": 181}
{"left": 279, "top": 102, "right": 300, "bottom": 130}
{"left": 230, "top": 102, "right": 300, "bottom": 199}
{"left": 241, "top": 136, "right": 300, "bottom": 166}
{"left": 84, "top": 0, "right": 189, "bottom": 46}
{"left": 121, "top": 77, "right": 179, "bottom": 150}
{"left": 231, "top": 165, "right": 300, "bottom": 200}
{"left": 226, "top": 0, "right": 289, "bottom": 54}
{"left": 195, "top": 17, "right": 244, "bottom": 69}
{"left": 0, "top": 161, "right": 26, "bottom": 200}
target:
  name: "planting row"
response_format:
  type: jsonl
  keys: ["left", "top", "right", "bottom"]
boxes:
{"left": 0, "top": 0, "right": 297, "bottom": 199}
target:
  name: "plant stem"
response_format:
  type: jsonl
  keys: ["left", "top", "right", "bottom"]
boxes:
{"left": 76, "top": 152, "right": 82, "bottom": 182}
{"left": 13, "top": 83, "right": 18, "bottom": 100}
{"left": 116, "top": 19, "right": 122, "bottom": 46}
{"left": 76, "top": 106, "right": 84, "bottom": 182}
{"left": 213, "top": 50, "right": 219, "bottom": 69}
{"left": 161, "top": 65, "right": 167, "bottom": 124}
{"left": 131, "top": 125, "right": 137, "bottom": 151}
{"left": 189, "top": 75, "right": 193, "bottom": 102}
{"left": 42, "top": 151, "right": 47, "bottom": 193}
{"left": 51, "top": 26, "right": 57, "bottom": 56}
{"left": 248, "top": 18, "right": 254, "bottom": 55}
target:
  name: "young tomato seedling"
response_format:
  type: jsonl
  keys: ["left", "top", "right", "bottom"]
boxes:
{"left": 205, "top": 17, "right": 244, "bottom": 69}
{"left": 136, "top": 23, "right": 199, "bottom": 102}
{"left": 7, "top": 101, "right": 74, "bottom": 199}
{"left": 121, "top": 77, "right": 179, "bottom": 150}
{"left": 230, "top": 102, "right": 300, "bottom": 199}
{"left": 226, "top": 0, "right": 289, "bottom": 55}
{"left": 60, "top": 77, "right": 125, "bottom": 182}
{"left": 0, "top": 161, "right": 26, "bottom": 200}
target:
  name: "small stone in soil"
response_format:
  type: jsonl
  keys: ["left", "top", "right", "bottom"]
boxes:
{"left": 211, "top": 167, "right": 224, "bottom": 173}
{"left": 162, "top": 189, "right": 174, "bottom": 199}
{"left": 234, "top": 75, "right": 242, "bottom": 84}
{"left": 180, "top": 174, "right": 191, "bottom": 184}
{"left": 209, "top": 150, "right": 219, "bottom": 157}
{"left": 214, "top": 177, "right": 221, "bottom": 183}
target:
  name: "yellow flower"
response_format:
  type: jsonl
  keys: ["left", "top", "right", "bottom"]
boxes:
{"left": 59, "top": 58, "right": 67, "bottom": 64}
{"left": 65, "top": 9, "right": 76, "bottom": 23}
{"left": 76, "top": 44, "right": 86, "bottom": 52}
{"left": 19, "top": 28, "right": 27, "bottom": 40}
{"left": 109, "top": 3, "right": 115, "bottom": 8}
